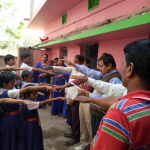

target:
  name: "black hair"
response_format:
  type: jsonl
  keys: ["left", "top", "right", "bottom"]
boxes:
{"left": 21, "top": 71, "right": 32, "bottom": 79}
{"left": 59, "top": 57, "right": 66, "bottom": 67}
{"left": 0, "top": 72, "right": 15, "bottom": 88}
{"left": 54, "top": 58, "right": 58, "bottom": 61}
{"left": 124, "top": 39, "right": 150, "bottom": 83}
{"left": 21, "top": 53, "right": 30, "bottom": 61}
{"left": 4, "top": 54, "right": 15, "bottom": 64}
{"left": 49, "top": 60, "right": 54, "bottom": 63}
{"left": 59, "top": 57, "right": 64, "bottom": 59}
{"left": 84, "top": 58, "right": 91, "bottom": 68}
{"left": 98, "top": 53, "right": 116, "bottom": 68}
{"left": 75, "top": 55, "right": 84, "bottom": 63}
{"left": 42, "top": 54, "right": 48, "bottom": 58}
{"left": 24, "top": 84, "right": 35, "bottom": 99}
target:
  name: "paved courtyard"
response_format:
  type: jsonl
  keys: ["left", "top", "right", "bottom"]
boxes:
{"left": 39, "top": 105, "right": 80, "bottom": 150}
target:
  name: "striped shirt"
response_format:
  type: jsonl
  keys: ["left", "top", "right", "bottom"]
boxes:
{"left": 91, "top": 91, "right": 150, "bottom": 150}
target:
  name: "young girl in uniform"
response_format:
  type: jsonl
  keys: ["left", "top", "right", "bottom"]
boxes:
{"left": 0, "top": 71, "right": 56, "bottom": 150}
{"left": 23, "top": 84, "right": 68, "bottom": 150}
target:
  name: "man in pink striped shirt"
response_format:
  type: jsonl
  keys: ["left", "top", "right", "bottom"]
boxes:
{"left": 91, "top": 39, "right": 150, "bottom": 150}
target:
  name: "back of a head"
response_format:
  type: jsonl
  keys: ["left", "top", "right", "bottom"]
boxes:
{"left": 124, "top": 39, "right": 150, "bottom": 83}
{"left": 98, "top": 53, "right": 116, "bottom": 68}
{"left": 59, "top": 57, "right": 64, "bottom": 59}
{"left": 0, "top": 72, "right": 15, "bottom": 88}
{"left": 75, "top": 55, "right": 84, "bottom": 63}
{"left": 21, "top": 70, "right": 32, "bottom": 79}
{"left": 84, "top": 58, "right": 91, "bottom": 67}
{"left": 4, "top": 54, "right": 14, "bottom": 64}
{"left": 21, "top": 53, "right": 30, "bottom": 61}
{"left": 24, "top": 84, "right": 35, "bottom": 99}
{"left": 54, "top": 58, "right": 58, "bottom": 61}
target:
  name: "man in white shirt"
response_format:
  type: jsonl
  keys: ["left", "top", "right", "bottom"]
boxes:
{"left": 46, "top": 55, "right": 85, "bottom": 146}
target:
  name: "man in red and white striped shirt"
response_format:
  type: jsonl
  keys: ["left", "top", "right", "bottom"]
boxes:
{"left": 91, "top": 39, "right": 150, "bottom": 150}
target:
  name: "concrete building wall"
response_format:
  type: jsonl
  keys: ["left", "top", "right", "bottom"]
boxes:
{"left": 97, "top": 36, "right": 149, "bottom": 73}
{"left": 44, "top": 0, "right": 150, "bottom": 39}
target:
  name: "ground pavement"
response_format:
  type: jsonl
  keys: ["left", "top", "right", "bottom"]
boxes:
{"left": 39, "top": 105, "right": 80, "bottom": 150}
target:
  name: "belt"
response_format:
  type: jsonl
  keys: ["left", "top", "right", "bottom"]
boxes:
{"left": 27, "top": 117, "right": 37, "bottom": 121}
{"left": 5, "top": 109, "right": 21, "bottom": 115}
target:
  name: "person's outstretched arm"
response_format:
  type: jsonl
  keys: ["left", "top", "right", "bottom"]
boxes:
{"left": 32, "top": 68, "right": 54, "bottom": 75}
{"left": 59, "top": 59, "right": 102, "bottom": 79}
{"left": 43, "top": 66, "right": 72, "bottom": 73}
{"left": 6, "top": 85, "right": 56, "bottom": 99}
{"left": 27, "top": 97, "right": 69, "bottom": 110}
{"left": 73, "top": 96, "right": 120, "bottom": 109}
{"left": 0, "top": 67, "right": 30, "bottom": 72}
{"left": 70, "top": 75, "right": 127, "bottom": 96}
{"left": 0, "top": 98, "right": 36, "bottom": 105}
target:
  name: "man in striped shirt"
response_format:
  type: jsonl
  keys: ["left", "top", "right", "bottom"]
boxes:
{"left": 91, "top": 39, "right": 150, "bottom": 150}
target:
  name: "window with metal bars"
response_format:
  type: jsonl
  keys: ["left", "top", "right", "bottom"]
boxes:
{"left": 88, "top": 0, "right": 100, "bottom": 12}
{"left": 62, "top": 14, "right": 67, "bottom": 25}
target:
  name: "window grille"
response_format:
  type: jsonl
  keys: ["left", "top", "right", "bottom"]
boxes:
{"left": 88, "top": 0, "right": 100, "bottom": 12}
{"left": 62, "top": 14, "right": 67, "bottom": 25}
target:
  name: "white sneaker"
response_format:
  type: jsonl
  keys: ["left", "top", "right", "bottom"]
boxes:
{"left": 74, "top": 145, "right": 84, "bottom": 150}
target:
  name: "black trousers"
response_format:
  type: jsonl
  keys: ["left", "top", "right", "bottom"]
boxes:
{"left": 67, "top": 101, "right": 80, "bottom": 141}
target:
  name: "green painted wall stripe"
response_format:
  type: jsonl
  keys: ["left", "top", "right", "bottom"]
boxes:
{"left": 101, "top": 126, "right": 128, "bottom": 143}
{"left": 37, "top": 13, "right": 150, "bottom": 48}
{"left": 127, "top": 109, "right": 150, "bottom": 122}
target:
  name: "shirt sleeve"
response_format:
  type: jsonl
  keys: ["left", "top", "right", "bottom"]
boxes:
{"left": 91, "top": 108, "right": 130, "bottom": 150}
{"left": 109, "top": 77, "right": 122, "bottom": 84}
{"left": 8, "top": 89, "right": 20, "bottom": 98}
{"left": 53, "top": 66, "right": 72, "bottom": 73}
{"left": 89, "top": 93, "right": 107, "bottom": 98}
{"left": 27, "top": 102, "right": 39, "bottom": 110}
{"left": 87, "top": 77, "right": 127, "bottom": 96}
{"left": 75, "top": 64, "right": 102, "bottom": 80}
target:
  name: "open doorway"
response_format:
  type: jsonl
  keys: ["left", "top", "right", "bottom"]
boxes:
{"left": 84, "top": 43, "right": 99, "bottom": 69}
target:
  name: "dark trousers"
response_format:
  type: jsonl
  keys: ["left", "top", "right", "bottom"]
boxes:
{"left": 91, "top": 114, "right": 102, "bottom": 138}
{"left": 67, "top": 101, "right": 80, "bottom": 141}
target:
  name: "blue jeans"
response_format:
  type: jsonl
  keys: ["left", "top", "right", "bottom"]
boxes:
{"left": 91, "top": 114, "right": 102, "bottom": 138}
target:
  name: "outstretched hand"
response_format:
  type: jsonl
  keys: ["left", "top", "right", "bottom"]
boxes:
{"left": 43, "top": 66, "right": 53, "bottom": 70}
{"left": 73, "top": 96, "right": 91, "bottom": 103}
{"left": 48, "top": 70, "right": 55, "bottom": 75}
{"left": 46, "top": 86, "right": 57, "bottom": 92}
{"left": 77, "top": 88, "right": 90, "bottom": 97}
{"left": 59, "top": 59, "right": 76, "bottom": 67}
{"left": 70, "top": 75, "right": 88, "bottom": 83}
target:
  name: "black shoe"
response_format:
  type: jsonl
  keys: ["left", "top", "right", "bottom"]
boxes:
{"left": 65, "top": 139, "right": 78, "bottom": 146}
{"left": 64, "top": 133, "right": 72, "bottom": 138}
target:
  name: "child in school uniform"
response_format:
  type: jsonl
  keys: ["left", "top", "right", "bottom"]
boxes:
{"left": 0, "top": 71, "right": 56, "bottom": 150}
{"left": 23, "top": 84, "right": 68, "bottom": 150}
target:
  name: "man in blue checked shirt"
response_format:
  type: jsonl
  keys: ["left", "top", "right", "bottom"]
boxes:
{"left": 61, "top": 53, "right": 122, "bottom": 146}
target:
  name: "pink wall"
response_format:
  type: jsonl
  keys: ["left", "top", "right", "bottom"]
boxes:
{"left": 44, "top": 0, "right": 150, "bottom": 38}
{"left": 32, "top": 50, "right": 51, "bottom": 66}
{"left": 97, "top": 36, "right": 149, "bottom": 73}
